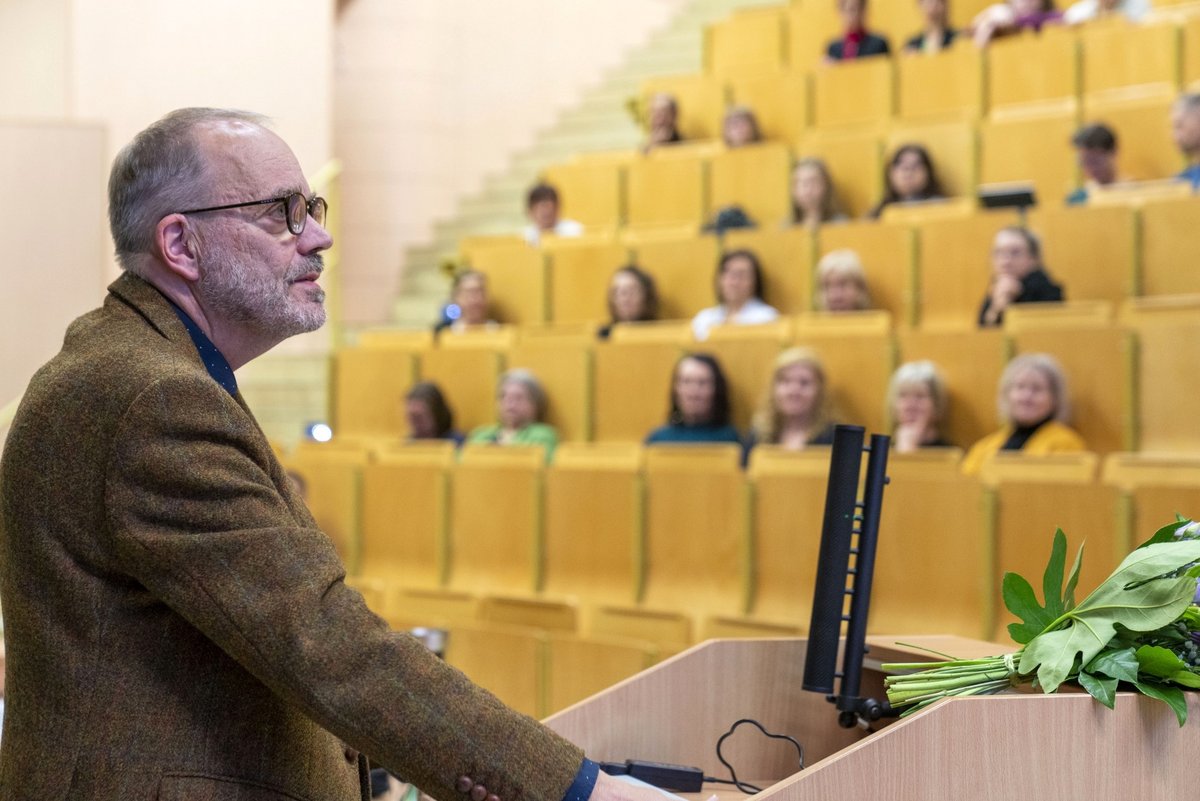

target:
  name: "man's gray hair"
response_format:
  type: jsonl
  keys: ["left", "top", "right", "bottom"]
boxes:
{"left": 108, "top": 107, "right": 268, "bottom": 273}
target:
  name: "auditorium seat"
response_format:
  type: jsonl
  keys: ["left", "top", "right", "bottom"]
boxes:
{"left": 418, "top": 346, "right": 503, "bottom": 433}
{"left": 544, "top": 633, "right": 658, "bottom": 714}
{"left": 745, "top": 447, "right": 830, "bottom": 625}
{"left": 709, "top": 142, "right": 793, "bottom": 228}
{"left": 795, "top": 128, "right": 883, "bottom": 218}
{"left": 869, "top": 0, "right": 924, "bottom": 46}
{"left": 640, "top": 74, "right": 726, "bottom": 141}
{"left": 355, "top": 329, "right": 434, "bottom": 350}
{"left": 1103, "top": 453, "right": 1200, "bottom": 548}
{"left": 987, "top": 29, "right": 1080, "bottom": 116}
{"left": 896, "top": 45, "right": 984, "bottom": 122}
{"left": 1184, "top": 13, "right": 1200, "bottom": 89}
{"left": 543, "top": 444, "right": 643, "bottom": 605}
{"left": 979, "top": 109, "right": 1080, "bottom": 205}
{"left": 542, "top": 159, "right": 624, "bottom": 229}
{"left": 607, "top": 320, "right": 694, "bottom": 345}
{"left": 544, "top": 239, "right": 630, "bottom": 324}
{"left": 896, "top": 327, "right": 1008, "bottom": 451}
{"left": 706, "top": 5, "right": 788, "bottom": 78}
{"left": 885, "top": 120, "right": 978, "bottom": 198}
{"left": 283, "top": 445, "right": 366, "bottom": 573}
{"left": 813, "top": 58, "right": 896, "bottom": 129}
{"left": 915, "top": 210, "right": 1022, "bottom": 330}
{"left": 702, "top": 335, "right": 785, "bottom": 431}
{"left": 872, "top": 452, "right": 992, "bottom": 639}
{"left": 588, "top": 605, "right": 693, "bottom": 654}
{"left": 443, "top": 622, "right": 546, "bottom": 717}
{"left": 817, "top": 220, "right": 916, "bottom": 326}
{"left": 641, "top": 445, "right": 747, "bottom": 616}
{"left": 1081, "top": 20, "right": 1180, "bottom": 103}
{"left": 387, "top": 587, "right": 480, "bottom": 630}
{"left": 1139, "top": 195, "right": 1200, "bottom": 296}
{"left": 461, "top": 239, "right": 547, "bottom": 326}
{"left": 626, "top": 231, "right": 722, "bottom": 319}
{"left": 787, "top": 2, "right": 842, "bottom": 72}
{"left": 519, "top": 321, "right": 601, "bottom": 346}
{"left": 1082, "top": 94, "right": 1182, "bottom": 181}
{"left": 1026, "top": 205, "right": 1137, "bottom": 304}
{"left": 793, "top": 315, "right": 895, "bottom": 435}
{"left": 722, "top": 227, "right": 816, "bottom": 314}
{"left": 728, "top": 71, "right": 809, "bottom": 142}
{"left": 333, "top": 347, "right": 416, "bottom": 439}
{"left": 507, "top": 340, "right": 592, "bottom": 442}
{"left": 1122, "top": 309, "right": 1200, "bottom": 454}
{"left": 447, "top": 446, "right": 544, "bottom": 595}
{"left": 360, "top": 444, "right": 456, "bottom": 589}
{"left": 592, "top": 340, "right": 683, "bottom": 441}
{"left": 1002, "top": 301, "right": 1114, "bottom": 331}
{"left": 1009, "top": 321, "right": 1135, "bottom": 454}
{"left": 478, "top": 594, "right": 579, "bottom": 632}
{"left": 626, "top": 147, "right": 710, "bottom": 228}
{"left": 700, "top": 616, "right": 803, "bottom": 638}
{"left": 437, "top": 325, "right": 516, "bottom": 351}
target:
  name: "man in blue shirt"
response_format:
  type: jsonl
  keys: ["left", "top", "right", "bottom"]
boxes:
{"left": 1172, "top": 92, "right": 1200, "bottom": 188}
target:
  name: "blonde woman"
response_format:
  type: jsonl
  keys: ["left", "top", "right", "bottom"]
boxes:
{"left": 887, "top": 360, "right": 953, "bottom": 453}
{"left": 961, "top": 353, "right": 1085, "bottom": 475}
{"left": 791, "top": 158, "right": 847, "bottom": 229}
{"left": 816, "top": 249, "right": 871, "bottom": 312}
{"left": 747, "top": 348, "right": 837, "bottom": 452}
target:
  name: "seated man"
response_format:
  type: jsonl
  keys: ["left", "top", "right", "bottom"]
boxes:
{"left": 522, "top": 182, "right": 583, "bottom": 245}
{"left": 1065, "top": 123, "right": 1119, "bottom": 205}
{"left": 825, "top": 0, "right": 891, "bottom": 61}
{"left": 1172, "top": 92, "right": 1200, "bottom": 188}
{"left": 978, "top": 227, "right": 1064, "bottom": 327}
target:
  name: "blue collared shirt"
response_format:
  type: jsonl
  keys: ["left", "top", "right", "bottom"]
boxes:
{"left": 169, "top": 303, "right": 238, "bottom": 396}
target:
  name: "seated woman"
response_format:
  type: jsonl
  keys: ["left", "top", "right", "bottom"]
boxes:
{"left": 961, "top": 352, "right": 1085, "bottom": 475}
{"left": 888, "top": 361, "right": 953, "bottom": 452}
{"left": 646, "top": 354, "right": 741, "bottom": 445}
{"left": 466, "top": 369, "right": 558, "bottom": 460}
{"left": 691, "top": 250, "right": 780, "bottom": 341}
{"left": 825, "top": 0, "right": 891, "bottom": 61}
{"left": 971, "top": 0, "right": 1062, "bottom": 47}
{"left": 404, "top": 382, "right": 464, "bottom": 445}
{"left": 791, "top": 158, "right": 848, "bottom": 229}
{"left": 643, "top": 92, "right": 684, "bottom": 153}
{"left": 904, "top": 0, "right": 957, "bottom": 53}
{"left": 598, "top": 265, "right": 659, "bottom": 339}
{"left": 434, "top": 270, "right": 499, "bottom": 333}
{"left": 747, "top": 348, "right": 836, "bottom": 452}
{"left": 869, "top": 144, "right": 946, "bottom": 219}
{"left": 722, "top": 105, "right": 762, "bottom": 148}
{"left": 816, "top": 250, "right": 871, "bottom": 312}
{"left": 978, "top": 227, "right": 1064, "bottom": 327}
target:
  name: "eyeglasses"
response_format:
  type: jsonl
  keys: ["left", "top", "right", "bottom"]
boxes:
{"left": 176, "top": 192, "right": 327, "bottom": 236}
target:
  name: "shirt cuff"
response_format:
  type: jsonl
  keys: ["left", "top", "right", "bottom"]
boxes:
{"left": 561, "top": 758, "right": 600, "bottom": 801}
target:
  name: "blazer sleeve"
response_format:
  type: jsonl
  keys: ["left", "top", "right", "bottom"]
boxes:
{"left": 102, "top": 372, "right": 583, "bottom": 801}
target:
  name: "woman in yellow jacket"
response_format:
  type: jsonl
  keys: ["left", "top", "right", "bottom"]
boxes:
{"left": 962, "top": 352, "right": 1085, "bottom": 475}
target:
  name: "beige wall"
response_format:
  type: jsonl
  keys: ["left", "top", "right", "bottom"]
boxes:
{"left": 0, "top": 0, "right": 71, "bottom": 119}
{"left": 335, "top": 0, "right": 689, "bottom": 323}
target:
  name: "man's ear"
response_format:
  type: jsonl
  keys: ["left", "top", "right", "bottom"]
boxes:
{"left": 155, "top": 214, "right": 201, "bottom": 282}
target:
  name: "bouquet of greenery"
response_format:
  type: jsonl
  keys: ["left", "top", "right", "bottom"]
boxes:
{"left": 883, "top": 518, "right": 1200, "bottom": 724}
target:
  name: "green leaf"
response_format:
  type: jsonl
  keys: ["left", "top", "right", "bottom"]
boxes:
{"left": 1003, "top": 572, "right": 1055, "bottom": 644}
{"left": 1136, "top": 520, "right": 1191, "bottom": 549}
{"left": 1135, "top": 645, "right": 1188, "bottom": 679}
{"left": 1168, "top": 670, "right": 1200, "bottom": 689}
{"left": 1063, "top": 541, "right": 1084, "bottom": 612}
{"left": 1019, "top": 540, "right": 1200, "bottom": 692}
{"left": 1042, "top": 529, "right": 1068, "bottom": 620}
{"left": 1133, "top": 681, "right": 1188, "bottom": 726}
{"left": 1077, "top": 670, "right": 1117, "bottom": 709}
{"left": 1086, "top": 647, "right": 1139, "bottom": 683}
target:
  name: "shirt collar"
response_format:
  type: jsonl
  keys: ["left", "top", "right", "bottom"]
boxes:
{"left": 167, "top": 302, "right": 239, "bottom": 396}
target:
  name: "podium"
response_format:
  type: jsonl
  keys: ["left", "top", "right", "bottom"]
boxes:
{"left": 543, "top": 636, "right": 1200, "bottom": 800}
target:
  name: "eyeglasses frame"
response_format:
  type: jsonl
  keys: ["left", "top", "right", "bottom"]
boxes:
{"left": 175, "top": 192, "right": 327, "bottom": 236}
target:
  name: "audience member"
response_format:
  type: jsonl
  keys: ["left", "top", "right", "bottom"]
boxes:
{"left": 692, "top": 250, "right": 780, "bottom": 341}
{"left": 644, "top": 92, "right": 684, "bottom": 152}
{"left": 466, "top": 369, "right": 558, "bottom": 460}
{"left": 522, "top": 182, "right": 583, "bottom": 246}
{"left": 598, "top": 265, "right": 659, "bottom": 339}
{"left": 904, "top": 0, "right": 958, "bottom": 53}
{"left": 1066, "top": 123, "right": 1120, "bottom": 205}
{"left": 747, "top": 348, "right": 836, "bottom": 452}
{"left": 978, "top": 227, "right": 1064, "bottom": 327}
{"left": 826, "top": 0, "right": 892, "bottom": 61}
{"left": 792, "top": 158, "right": 848, "bottom": 229}
{"left": 646, "top": 354, "right": 741, "bottom": 445}
{"left": 816, "top": 249, "right": 872, "bottom": 312}
{"left": 972, "top": 0, "right": 1062, "bottom": 47}
{"left": 961, "top": 352, "right": 1085, "bottom": 475}
{"left": 435, "top": 270, "right": 498, "bottom": 333}
{"left": 722, "top": 105, "right": 762, "bottom": 148}
{"left": 869, "top": 144, "right": 946, "bottom": 218}
{"left": 888, "top": 361, "right": 953, "bottom": 452}
{"left": 1062, "top": 0, "right": 1148, "bottom": 24}
{"left": 405, "top": 382, "right": 464, "bottom": 445}
{"left": 1172, "top": 92, "right": 1200, "bottom": 188}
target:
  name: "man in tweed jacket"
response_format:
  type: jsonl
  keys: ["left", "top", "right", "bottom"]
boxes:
{"left": 0, "top": 109, "right": 646, "bottom": 801}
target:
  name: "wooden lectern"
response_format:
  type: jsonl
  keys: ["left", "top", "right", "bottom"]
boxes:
{"left": 544, "top": 636, "right": 1199, "bottom": 800}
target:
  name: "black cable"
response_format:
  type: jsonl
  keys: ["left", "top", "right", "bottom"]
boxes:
{"left": 706, "top": 718, "right": 804, "bottom": 795}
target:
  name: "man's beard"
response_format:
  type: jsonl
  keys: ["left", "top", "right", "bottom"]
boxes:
{"left": 197, "top": 242, "right": 326, "bottom": 338}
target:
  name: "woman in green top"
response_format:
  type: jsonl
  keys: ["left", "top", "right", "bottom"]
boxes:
{"left": 467, "top": 369, "right": 558, "bottom": 461}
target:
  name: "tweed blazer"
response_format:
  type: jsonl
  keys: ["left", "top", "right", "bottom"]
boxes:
{"left": 0, "top": 274, "right": 583, "bottom": 801}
